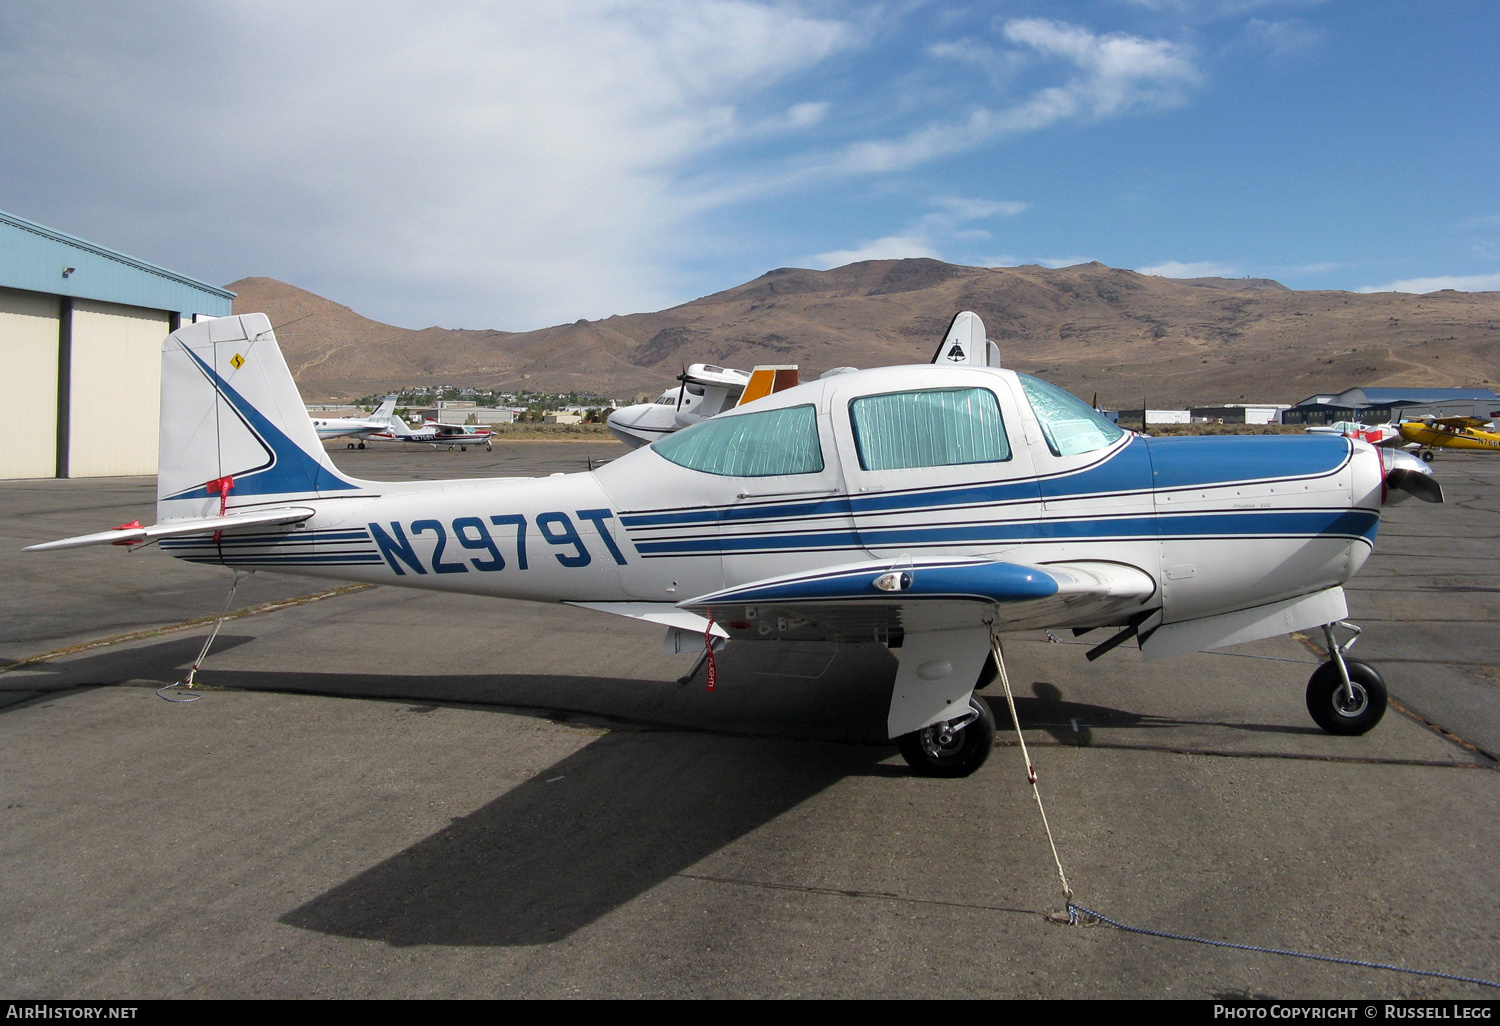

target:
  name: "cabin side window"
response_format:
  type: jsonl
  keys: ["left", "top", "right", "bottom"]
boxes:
{"left": 653, "top": 404, "right": 823, "bottom": 477}
{"left": 848, "top": 387, "right": 1011, "bottom": 471}
{"left": 1017, "top": 374, "right": 1124, "bottom": 457}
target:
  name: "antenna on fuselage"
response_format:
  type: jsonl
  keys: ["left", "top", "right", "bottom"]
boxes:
{"left": 932, "top": 311, "right": 1000, "bottom": 368}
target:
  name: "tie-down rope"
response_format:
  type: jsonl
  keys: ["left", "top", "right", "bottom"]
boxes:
{"left": 157, "top": 572, "right": 242, "bottom": 703}
{"left": 984, "top": 619, "right": 1497, "bottom": 989}
{"left": 986, "top": 621, "right": 1073, "bottom": 919}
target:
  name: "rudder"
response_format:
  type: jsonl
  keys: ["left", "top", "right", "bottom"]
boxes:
{"left": 157, "top": 314, "right": 359, "bottom": 521}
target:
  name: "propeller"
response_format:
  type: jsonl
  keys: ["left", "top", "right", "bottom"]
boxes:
{"left": 676, "top": 360, "right": 687, "bottom": 412}
{"left": 1381, "top": 448, "right": 1444, "bottom": 504}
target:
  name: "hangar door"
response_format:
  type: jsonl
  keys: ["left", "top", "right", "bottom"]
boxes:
{"left": 0, "top": 287, "right": 60, "bottom": 480}
{"left": 67, "top": 299, "right": 169, "bottom": 478}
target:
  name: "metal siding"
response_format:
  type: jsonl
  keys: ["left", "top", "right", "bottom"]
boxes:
{"left": 0, "top": 210, "right": 233, "bottom": 317}
{"left": 0, "top": 287, "right": 60, "bottom": 479}
{"left": 67, "top": 299, "right": 167, "bottom": 477}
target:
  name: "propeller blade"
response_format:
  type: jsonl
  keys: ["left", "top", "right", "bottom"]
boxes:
{"left": 677, "top": 360, "right": 686, "bottom": 411}
{"left": 1386, "top": 468, "right": 1444, "bottom": 504}
{"left": 1381, "top": 448, "right": 1445, "bottom": 505}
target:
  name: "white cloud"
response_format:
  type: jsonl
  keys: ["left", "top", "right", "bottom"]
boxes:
{"left": 827, "top": 19, "right": 1199, "bottom": 176}
{"left": 930, "top": 197, "right": 1030, "bottom": 219}
{"left": 1358, "top": 272, "right": 1500, "bottom": 294}
{"left": 786, "top": 101, "right": 830, "bottom": 128}
{"left": 813, "top": 235, "right": 941, "bottom": 267}
{"left": 1137, "top": 260, "right": 1238, "bottom": 277}
{"left": 0, "top": 1, "right": 854, "bottom": 328}
{"left": 811, "top": 195, "right": 1028, "bottom": 269}
{"left": 1240, "top": 17, "right": 1322, "bottom": 59}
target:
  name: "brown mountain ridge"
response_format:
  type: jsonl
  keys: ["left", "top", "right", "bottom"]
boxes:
{"left": 229, "top": 260, "right": 1500, "bottom": 407}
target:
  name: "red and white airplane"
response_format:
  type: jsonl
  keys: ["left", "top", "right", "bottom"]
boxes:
{"left": 372, "top": 413, "right": 493, "bottom": 451}
{"left": 1304, "top": 421, "right": 1403, "bottom": 447}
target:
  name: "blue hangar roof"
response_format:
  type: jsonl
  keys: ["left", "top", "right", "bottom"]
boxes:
{"left": 0, "top": 208, "right": 234, "bottom": 317}
{"left": 1296, "top": 385, "right": 1499, "bottom": 408}
{"left": 1351, "top": 387, "right": 1498, "bottom": 403}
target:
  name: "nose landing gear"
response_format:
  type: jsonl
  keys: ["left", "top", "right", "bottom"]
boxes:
{"left": 1307, "top": 621, "right": 1387, "bottom": 735}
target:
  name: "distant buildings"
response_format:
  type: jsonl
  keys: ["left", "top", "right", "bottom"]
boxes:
{"left": 1282, "top": 387, "right": 1499, "bottom": 426}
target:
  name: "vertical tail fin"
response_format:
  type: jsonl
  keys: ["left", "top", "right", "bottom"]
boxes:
{"left": 157, "top": 314, "right": 361, "bottom": 521}
{"left": 931, "top": 311, "right": 1001, "bottom": 368}
{"left": 370, "top": 394, "right": 398, "bottom": 424}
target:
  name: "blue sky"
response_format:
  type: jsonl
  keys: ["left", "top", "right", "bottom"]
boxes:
{"left": 2, "top": 1, "right": 1497, "bottom": 329}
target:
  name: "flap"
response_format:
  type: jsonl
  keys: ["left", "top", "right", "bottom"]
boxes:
{"left": 568, "top": 601, "right": 730, "bottom": 638}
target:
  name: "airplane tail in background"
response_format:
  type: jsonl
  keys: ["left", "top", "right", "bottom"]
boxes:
{"left": 369, "top": 395, "right": 398, "bottom": 424}
{"left": 157, "top": 314, "right": 363, "bottom": 521}
{"left": 384, "top": 412, "right": 418, "bottom": 437}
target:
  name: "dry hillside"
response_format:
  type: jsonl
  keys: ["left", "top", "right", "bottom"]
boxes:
{"left": 229, "top": 261, "right": 1500, "bottom": 407}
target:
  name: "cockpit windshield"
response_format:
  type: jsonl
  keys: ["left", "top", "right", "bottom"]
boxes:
{"left": 652, "top": 404, "right": 823, "bottom": 477}
{"left": 1017, "top": 374, "right": 1124, "bottom": 457}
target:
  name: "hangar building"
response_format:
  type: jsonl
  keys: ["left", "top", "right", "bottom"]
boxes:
{"left": 1281, "top": 386, "right": 1500, "bottom": 427}
{"left": 0, "top": 209, "right": 234, "bottom": 480}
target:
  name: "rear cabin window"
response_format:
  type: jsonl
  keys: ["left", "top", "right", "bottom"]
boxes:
{"left": 652, "top": 404, "right": 823, "bottom": 477}
{"left": 849, "top": 387, "right": 1011, "bottom": 471}
{"left": 1017, "top": 374, "right": 1124, "bottom": 457}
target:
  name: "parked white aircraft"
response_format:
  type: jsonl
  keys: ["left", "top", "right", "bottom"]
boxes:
{"left": 311, "top": 395, "right": 399, "bottom": 449}
{"left": 26, "top": 311, "right": 1444, "bottom": 776}
{"left": 607, "top": 364, "right": 754, "bottom": 448}
{"left": 1305, "top": 421, "right": 1403, "bottom": 447}
{"left": 371, "top": 412, "right": 493, "bottom": 451}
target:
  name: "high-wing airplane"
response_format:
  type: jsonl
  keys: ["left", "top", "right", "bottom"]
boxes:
{"left": 311, "top": 395, "right": 399, "bottom": 449}
{"left": 371, "top": 411, "right": 494, "bottom": 451}
{"left": 1396, "top": 417, "right": 1500, "bottom": 460}
{"left": 26, "top": 311, "right": 1445, "bottom": 777}
{"left": 607, "top": 364, "right": 769, "bottom": 448}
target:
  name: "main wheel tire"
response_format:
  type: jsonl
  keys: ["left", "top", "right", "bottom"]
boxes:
{"left": 897, "top": 696, "right": 996, "bottom": 777}
{"left": 346, "top": 442, "right": 355, "bottom": 449}
{"left": 358, "top": 442, "right": 366, "bottom": 449}
{"left": 461, "top": 445, "right": 467, "bottom": 451}
{"left": 1420, "top": 449, "right": 1434, "bottom": 462}
{"left": 1306, "top": 659, "right": 1387, "bottom": 736}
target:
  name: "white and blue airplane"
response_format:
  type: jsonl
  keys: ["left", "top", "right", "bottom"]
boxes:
{"left": 310, "top": 395, "right": 399, "bottom": 448}
{"left": 25, "top": 311, "right": 1444, "bottom": 776}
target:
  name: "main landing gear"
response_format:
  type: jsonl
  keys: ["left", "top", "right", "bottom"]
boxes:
{"left": 896, "top": 695, "right": 996, "bottom": 777}
{"left": 346, "top": 441, "right": 366, "bottom": 449}
{"left": 1307, "top": 621, "right": 1387, "bottom": 735}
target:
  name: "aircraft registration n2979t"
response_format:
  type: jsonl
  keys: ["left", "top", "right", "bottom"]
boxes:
{"left": 26, "top": 312, "right": 1446, "bottom": 776}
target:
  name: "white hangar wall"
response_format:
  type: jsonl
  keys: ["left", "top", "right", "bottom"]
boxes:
{"left": 0, "top": 209, "right": 234, "bottom": 481}
{"left": 67, "top": 300, "right": 170, "bottom": 478}
{"left": 0, "top": 287, "right": 62, "bottom": 479}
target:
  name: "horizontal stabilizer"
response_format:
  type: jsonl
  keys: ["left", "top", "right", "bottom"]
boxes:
{"left": 24, "top": 507, "right": 315, "bottom": 552}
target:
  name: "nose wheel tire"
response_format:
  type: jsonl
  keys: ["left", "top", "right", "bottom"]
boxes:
{"left": 1306, "top": 658, "right": 1387, "bottom": 735}
{"left": 897, "top": 696, "right": 996, "bottom": 777}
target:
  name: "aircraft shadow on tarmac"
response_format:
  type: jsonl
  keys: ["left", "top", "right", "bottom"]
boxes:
{"left": 5, "top": 635, "right": 1328, "bottom": 946}
{"left": 283, "top": 730, "right": 893, "bottom": 947}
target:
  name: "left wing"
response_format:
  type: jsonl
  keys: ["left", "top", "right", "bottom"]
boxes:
{"left": 677, "top": 556, "right": 1157, "bottom": 643}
